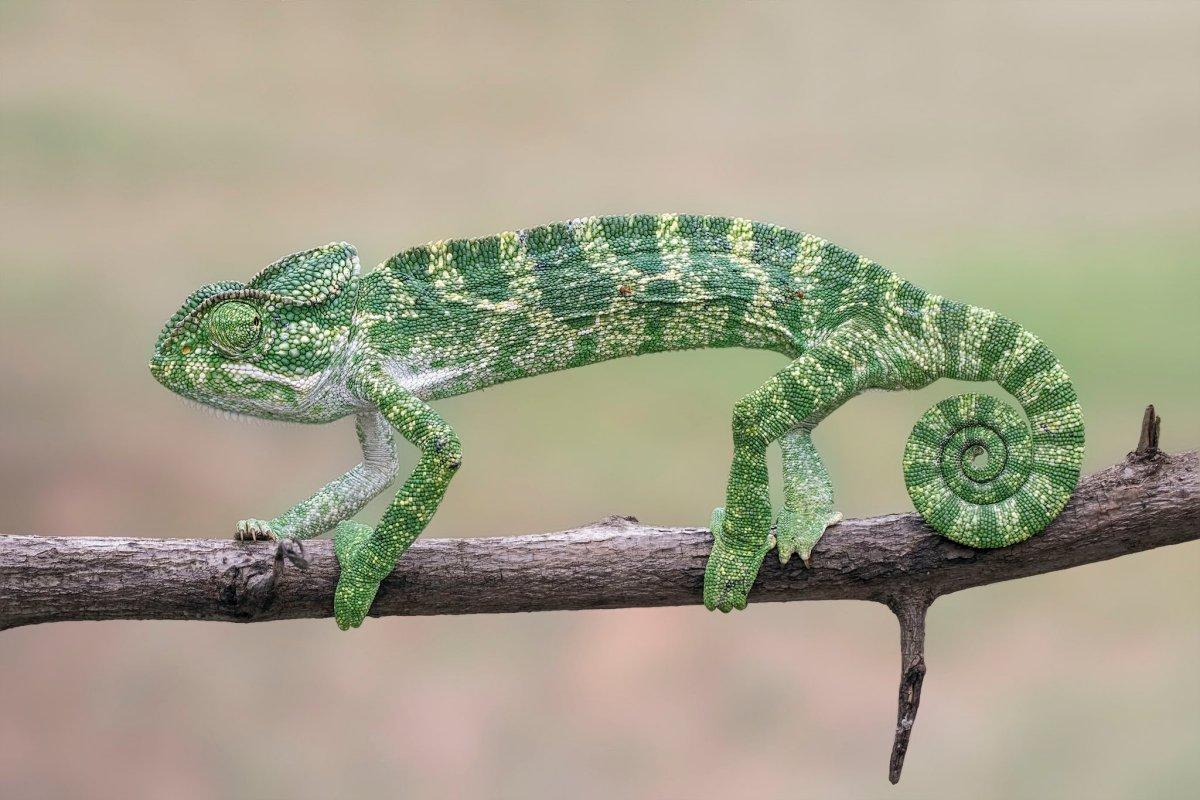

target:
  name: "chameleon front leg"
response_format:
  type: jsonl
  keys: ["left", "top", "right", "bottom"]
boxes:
{"left": 333, "top": 364, "right": 463, "bottom": 630}
{"left": 235, "top": 410, "right": 399, "bottom": 541}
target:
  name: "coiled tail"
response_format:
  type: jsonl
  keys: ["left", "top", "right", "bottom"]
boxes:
{"left": 902, "top": 306, "right": 1085, "bottom": 548}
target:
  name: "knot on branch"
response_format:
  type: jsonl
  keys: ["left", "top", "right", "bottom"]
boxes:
{"left": 219, "top": 540, "right": 308, "bottom": 620}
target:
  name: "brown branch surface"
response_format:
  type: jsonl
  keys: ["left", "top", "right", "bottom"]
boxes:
{"left": 1, "top": 451, "right": 1195, "bottom": 630}
{"left": 1, "top": 440, "right": 1196, "bottom": 783}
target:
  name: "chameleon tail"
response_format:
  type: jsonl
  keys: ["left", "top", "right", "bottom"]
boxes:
{"left": 902, "top": 307, "right": 1084, "bottom": 548}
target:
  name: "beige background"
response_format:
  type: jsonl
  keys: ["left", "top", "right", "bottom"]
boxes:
{"left": 2, "top": 2, "right": 1198, "bottom": 798}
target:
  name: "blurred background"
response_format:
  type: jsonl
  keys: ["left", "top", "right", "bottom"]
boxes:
{"left": 1, "top": 2, "right": 1197, "bottom": 798}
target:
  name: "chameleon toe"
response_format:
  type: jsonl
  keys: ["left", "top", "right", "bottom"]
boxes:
{"left": 775, "top": 507, "right": 842, "bottom": 566}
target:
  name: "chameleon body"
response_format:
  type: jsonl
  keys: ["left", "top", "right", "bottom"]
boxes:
{"left": 150, "top": 214, "right": 1084, "bottom": 629}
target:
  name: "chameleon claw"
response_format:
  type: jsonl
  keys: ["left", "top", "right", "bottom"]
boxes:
{"left": 235, "top": 518, "right": 278, "bottom": 542}
{"left": 776, "top": 508, "right": 842, "bottom": 567}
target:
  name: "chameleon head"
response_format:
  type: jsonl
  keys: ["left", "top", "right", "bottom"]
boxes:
{"left": 150, "top": 243, "right": 360, "bottom": 422}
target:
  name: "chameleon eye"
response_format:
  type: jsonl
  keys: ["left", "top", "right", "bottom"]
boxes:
{"left": 207, "top": 300, "right": 263, "bottom": 356}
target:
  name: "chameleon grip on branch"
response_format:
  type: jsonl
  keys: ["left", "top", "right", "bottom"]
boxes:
{"left": 150, "top": 214, "right": 1084, "bottom": 629}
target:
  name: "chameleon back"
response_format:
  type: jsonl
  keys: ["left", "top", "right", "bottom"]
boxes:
{"left": 353, "top": 213, "right": 1083, "bottom": 548}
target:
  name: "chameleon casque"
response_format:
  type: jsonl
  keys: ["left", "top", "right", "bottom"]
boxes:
{"left": 150, "top": 214, "right": 1084, "bottom": 630}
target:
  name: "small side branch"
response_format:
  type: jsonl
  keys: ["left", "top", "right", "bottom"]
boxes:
{"left": 887, "top": 591, "right": 932, "bottom": 784}
{"left": 1134, "top": 403, "right": 1162, "bottom": 459}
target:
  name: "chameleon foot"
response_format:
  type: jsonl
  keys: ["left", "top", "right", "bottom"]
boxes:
{"left": 775, "top": 507, "right": 842, "bottom": 567}
{"left": 332, "top": 521, "right": 384, "bottom": 630}
{"left": 703, "top": 507, "right": 770, "bottom": 613}
{"left": 235, "top": 518, "right": 277, "bottom": 541}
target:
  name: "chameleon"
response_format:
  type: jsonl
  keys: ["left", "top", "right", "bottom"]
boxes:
{"left": 149, "top": 214, "right": 1085, "bottom": 630}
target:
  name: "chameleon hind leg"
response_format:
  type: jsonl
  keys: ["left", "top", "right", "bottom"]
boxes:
{"left": 705, "top": 323, "right": 886, "bottom": 611}
{"left": 333, "top": 364, "right": 463, "bottom": 630}
{"left": 776, "top": 427, "right": 842, "bottom": 566}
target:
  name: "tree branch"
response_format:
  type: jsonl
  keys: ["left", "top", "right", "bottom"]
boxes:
{"left": 3, "top": 450, "right": 1193, "bottom": 628}
{"left": 1, "top": 412, "right": 1195, "bottom": 782}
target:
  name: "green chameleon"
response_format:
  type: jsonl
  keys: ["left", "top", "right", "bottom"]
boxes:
{"left": 150, "top": 214, "right": 1084, "bottom": 630}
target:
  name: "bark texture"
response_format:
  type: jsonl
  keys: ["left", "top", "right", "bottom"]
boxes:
{"left": 1, "top": 441, "right": 1195, "bottom": 782}
{"left": 2, "top": 450, "right": 1193, "bottom": 629}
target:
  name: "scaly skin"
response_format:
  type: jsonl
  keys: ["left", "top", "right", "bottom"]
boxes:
{"left": 150, "top": 214, "right": 1084, "bottom": 629}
